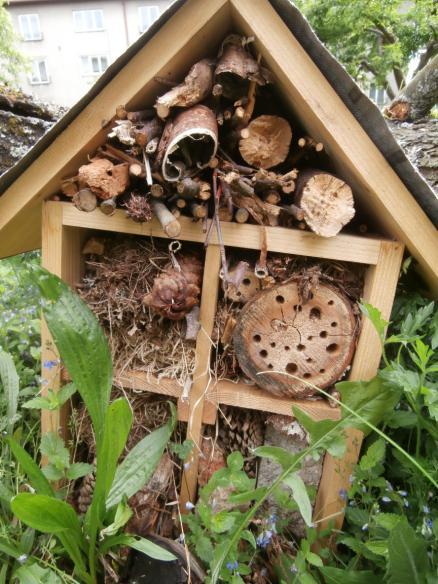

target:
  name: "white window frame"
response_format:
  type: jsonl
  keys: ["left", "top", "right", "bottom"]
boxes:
{"left": 138, "top": 5, "right": 160, "bottom": 33}
{"left": 73, "top": 9, "right": 104, "bottom": 32}
{"left": 18, "top": 14, "right": 42, "bottom": 41}
{"left": 80, "top": 55, "right": 108, "bottom": 76}
{"left": 29, "top": 58, "right": 50, "bottom": 85}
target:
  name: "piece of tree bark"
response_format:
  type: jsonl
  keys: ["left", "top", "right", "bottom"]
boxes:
{"left": 157, "top": 105, "right": 218, "bottom": 181}
{"left": 108, "top": 120, "right": 136, "bottom": 145}
{"left": 294, "top": 169, "right": 355, "bottom": 237}
{"left": 72, "top": 189, "right": 97, "bottom": 212}
{"left": 239, "top": 115, "right": 292, "bottom": 169}
{"left": 133, "top": 117, "right": 163, "bottom": 148}
{"left": 215, "top": 34, "right": 270, "bottom": 100}
{"left": 155, "top": 59, "right": 215, "bottom": 119}
{"left": 151, "top": 200, "right": 181, "bottom": 237}
{"left": 78, "top": 158, "right": 129, "bottom": 199}
{"left": 82, "top": 236, "right": 105, "bottom": 255}
{"left": 385, "top": 53, "right": 438, "bottom": 121}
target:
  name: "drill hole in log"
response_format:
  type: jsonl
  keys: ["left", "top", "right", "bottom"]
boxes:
{"left": 260, "top": 349, "right": 268, "bottom": 358}
{"left": 276, "top": 295, "right": 285, "bottom": 304}
{"left": 328, "top": 300, "right": 334, "bottom": 305}
{"left": 331, "top": 322, "right": 338, "bottom": 327}
{"left": 242, "top": 278, "right": 251, "bottom": 286}
{"left": 284, "top": 345, "right": 290, "bottom": 351}
{"left": 320, "top": 331, "right": 328, "bottom": 338}
{"left": 253, "top": 334, "right": 261, "bottom": 342}
{"left": 286, "top": 363, "right": 298, "bottom": 374}
{"left": 270, "top": 342, "right": 276, "bottom": 348}
{"left": 326, "top": 343, "right": 339, "bottom": 353}
{"left": 310, "top": 307, "right": 321, "bottom": 319}
{"left": 306, "top": 357, "right": 313, "bottom": 363}
{"left": 303, "top": 373, "right": 311, "bottom": 379}
{"left": 297, "top": 344, "right": 305, "bottom": 351}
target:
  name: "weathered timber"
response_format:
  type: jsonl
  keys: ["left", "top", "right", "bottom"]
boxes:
{"left": 72, "top": 188, "right": 97, "bottom": 212}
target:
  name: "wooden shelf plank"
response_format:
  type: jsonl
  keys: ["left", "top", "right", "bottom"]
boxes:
{"left": 114, "top": 371, "right": 340, "bottom": 421}
{"left": 60, "top": 203, "right": 381, "bottom": 265}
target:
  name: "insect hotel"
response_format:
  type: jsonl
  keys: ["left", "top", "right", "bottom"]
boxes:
{"left": 1, "top": 0, "right": 437, "bottom": 561}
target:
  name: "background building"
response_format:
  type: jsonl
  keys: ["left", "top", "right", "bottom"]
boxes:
{"left": 7, "top": 0, "right": 171, "bottom": 106}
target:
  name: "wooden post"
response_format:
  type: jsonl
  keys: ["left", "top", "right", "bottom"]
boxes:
{"left": 179, "top": 244, "right": 221, "bottom": 510}
{"left": 41, "top": 202, "right": 86, "bottom": 441}
{"left": 312, "top": 241, "right": 404, "bottom": 535}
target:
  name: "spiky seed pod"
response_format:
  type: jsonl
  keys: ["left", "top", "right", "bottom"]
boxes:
{"left": 216, "top": 406, "right": 265, "bottom": 477}
{"left": 77, "top": 470, "right": 96, "bottom": 515}
{"left": 124, "top": 193, "right": 152, "bottom": 223}
{"left": 143, "top": 255, "right": 203, "bottom": 320}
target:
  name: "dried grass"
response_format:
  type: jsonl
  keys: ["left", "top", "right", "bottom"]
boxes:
{"left": 78, "top": 236, "right": 196, "bottom": 386}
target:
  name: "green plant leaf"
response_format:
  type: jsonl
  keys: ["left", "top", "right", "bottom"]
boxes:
{"left": 40, "top": 432, "right": 70, "bottom": 470}
{"left": 66, "top": 462, "right": 94, "bottom": 481}
{"left": 227, "top": 451, "right": 244, "bottom": 471}
{"left": 211, "top": 511, "right": 236, "bottom": 533}
{"left": 374, "top": 513, "right": 402, "bottom": 531}
{"left": 292, "top": 409, "right": 345, "bottom": 458}
{"left": 365, "top": 540, "right": 388, "bottom": 557}
{"left": 195, "top": 533, "right": 214, "bottom": 563}
{"left": 319, "top": 566, "right": 382, "bottom": 583}
{"left": 42, "top": 464, "right": 64, "bottom": 481}
{"left": 241, "top": 529, "right": 256, "bottom": 549}
{"left": 11, "top": 493, "right": 81, "bottom": 534}
{"left": 387, "top": 519, "right": 429, "bottom": 584}
{"left": 0, "top": 536, "right": 21, "bottom": 559}
{"left": 99, "top": 534, "right": 176, "bottom": 561}
{"left": 0, "top": 350, "right": 19, "bottom": 433}
{"left": 106, "top": 402, "right": 176, "bottom": 509}
{"left": 306, "top": 551, "right": 323, "bottom": 568}
{"left": 360, "top": 439, "right": 385, "bottom": 470}
{"left": 87, "top": 398, "right": 132, "bottom": 537}
{"left": 282, "top": 472, "right": 313, "bottom": 526}
{"left": 254, "top": 445, "right": 300, "bottom": 469}
{"left": 100, "top": 500, "right": 132, "bottom": 538}
{"left": 14, "top": 564, "right": 63, "bottom": 584}
{"left": 360, "top": 302, "right": 389, "bottom": 344}
{"left": 32, "top": 267, "right": 112, "bottom": 445}
{"left": 7, "top": 437, "right": 54, "bottom": 496}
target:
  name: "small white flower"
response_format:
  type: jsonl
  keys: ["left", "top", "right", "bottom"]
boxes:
{"left": 183, "top": 462, "right": 191, "bottom": 470}
{"left": 17, "top": 554, "right": 28, "bottom": 564}
{"left": 185, "top": 501, "right": 195, "bottom": 510}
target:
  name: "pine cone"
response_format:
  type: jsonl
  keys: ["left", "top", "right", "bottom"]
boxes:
{"left": 77, "top": 470, "right": 96, "bottom": 515}
{"left": 215, "top": 406, "right": 265, "bottom": 477}
{"left": 143, "top": 255, "right": 203, "bottom": 320}
{"left": 124, "top": 193, "right": 152, "bottom": 223}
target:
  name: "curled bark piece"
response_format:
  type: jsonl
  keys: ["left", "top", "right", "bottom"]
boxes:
{"left": 108, "top": 120, "right": 135, "bottom": 145}
{"left": 294, "top": 169, "right": 355, "bottom": 237}
{"left": 144, "top": 255, "right": 203, "bottom": 320}
{"left": 72, "top": 189, "right": 97, "bottom": 212}
{"left": 155, "top": 58, "right": 215, "bottom": 119}
{"left": 157, "top": 105, "right": 218, "bottom": 181}
{"left": 151, "top": 200, "right": 181, "bottom": 237}
{"left": 239, "top": 115, "right": 292, "bottom": 169}
{"left": 78, "top": 158, "right": 129, "bottom": 200}
{"left": 215, "top": 34, "right": 270, "bottom": 99}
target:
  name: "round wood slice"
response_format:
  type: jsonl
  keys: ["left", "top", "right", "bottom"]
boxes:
{"left": 233, "top": 280, "right": 356, "bottom": 398}
{"left": 238, "top": 115, "right": 292, "bottom": 169}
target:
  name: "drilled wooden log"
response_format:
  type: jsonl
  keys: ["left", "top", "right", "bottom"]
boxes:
{"left": 72, "top": 188, "right": 97, "bottom": 212}
{"left": 155, "top": 59, "right": 215, "bottom": 119}
{"left": 233, "top": 280, "right": 356, "bottom": 398}
{"left": 157, "top": 105, "right": 218, "bottom": 181}
{"left": 235, "top": 207, "right": 250, "bottom": 223}
{"left": 177, "top": 177, "right": 200, "bottom": 199}
{"left": 99, "top": 197, "right": 117, "bottom": 216}
{"left": 151, "top": 200, "right": 181, "bottom": 238}
{"left": 225, "top": 263, "right": 261, "bottom": 304}
{"left": 190, "top": 202, "right": 207, "bottom": 219}
{"left": 215, "top": 34, "right": 270, "bottom": 100}
{"left": 239, "top": 115, "right": 292, "bottom": 169}
{"left": 294, "top": 169, "right": 355, "bottom": 237}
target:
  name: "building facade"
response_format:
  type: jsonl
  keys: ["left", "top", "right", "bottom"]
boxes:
{"left": 7, "top": 0, "right": 171, "bottom": 106}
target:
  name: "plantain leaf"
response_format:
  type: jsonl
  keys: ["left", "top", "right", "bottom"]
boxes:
{"left": 7, "top": 437, "right": 54, "bottom": 496}
{"left": 106, "top": 402, "right": 176, "bottom": 509}
{"left": 32, "top": 267, "right": 112, "bottom": 446}
{"left": 99, "top": 534, "right": 176, "bottom": 561}
{"left": 86, "top": 398, "right": 132, "bottom": 539}
{"left": 0, "top": 350, "right": 19, "bottom": 434}
{"left": 319, "top": 566, "right": 382, "bottom": 583}
{"left": 11, "top": 493, "right": 81, "bottom": 535}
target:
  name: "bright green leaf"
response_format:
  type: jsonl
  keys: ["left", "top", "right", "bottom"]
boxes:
{"left": 283, "top": 473, "right": 313, "bottom": 527}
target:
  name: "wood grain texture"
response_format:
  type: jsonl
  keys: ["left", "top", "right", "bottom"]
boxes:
{"left": 41, "top": 203, "right": 86, "bottom": 443}
{"left": 60, "top": 204, "right": 381, "bottom": 265}
{"left": 179, "top": 245, "right": 221, "bottom": 511}
{"left": 0, "top": 0, "right": 230, "bottom": 252}
{"left": 313, "top": 241, "right": 404, "bottom": 536}
{"left": 230, "top": 0, "right": 438, "bottom": 294}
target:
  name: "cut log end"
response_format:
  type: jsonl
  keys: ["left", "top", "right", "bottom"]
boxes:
{"left": 72, "top": 189, "right": 97, "bottom": 212}
{"left": 296, "top": 171, "right": 355, "bottom": 237}
{"left": 239, "top": 115, "right": 292, "bottom": 169}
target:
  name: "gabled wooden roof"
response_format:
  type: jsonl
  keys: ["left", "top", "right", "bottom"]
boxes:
{"left": 0, "top": 0, "right": 437, "bottom": 292}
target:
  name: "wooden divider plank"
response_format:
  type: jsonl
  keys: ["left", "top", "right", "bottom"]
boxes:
{"left": 41, "top": 202, "right": 86, "bottom": 441}
{"left": 179, "top": 245, "right": 221, "bottom": 510}
{"left": 312, "top": 241, "right": 404, "bottom": 535}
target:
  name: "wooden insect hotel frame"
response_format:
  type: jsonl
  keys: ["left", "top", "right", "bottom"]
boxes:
{"left": 1, "top": 0, "right": 437, "bottom": 549}
{"left": 41, "top": 201, "right": 403, "bottom": 529}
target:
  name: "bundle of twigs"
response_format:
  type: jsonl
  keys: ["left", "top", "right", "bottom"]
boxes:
{"left": 78, "top": 236, "right": 196, "bottom": 385}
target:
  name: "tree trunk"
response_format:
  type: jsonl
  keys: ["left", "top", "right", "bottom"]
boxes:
{"left": 385, "top": 54, "right": 438, "bottom": 121}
